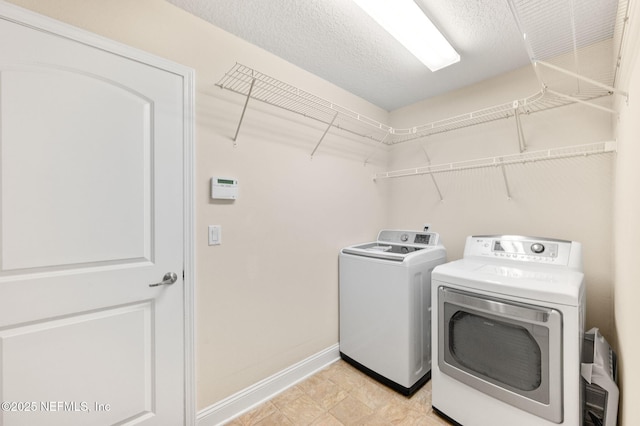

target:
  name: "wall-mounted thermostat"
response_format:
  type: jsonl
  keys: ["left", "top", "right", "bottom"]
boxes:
{"left": 211, "top": 177, "right": 238, "bottom": 200}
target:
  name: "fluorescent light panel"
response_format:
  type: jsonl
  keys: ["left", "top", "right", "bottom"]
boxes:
{"left": 353, "top": 0, "right": 460, "bottom": 71}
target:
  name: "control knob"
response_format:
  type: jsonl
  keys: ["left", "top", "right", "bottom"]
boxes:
{"left": 531, "top": 243, "right": 545, "bottom": 254}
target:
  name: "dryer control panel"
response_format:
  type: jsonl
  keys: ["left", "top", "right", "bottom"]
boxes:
{"left": 464, "top": 235, "right": 582, "bottom": 270}
{"left": 492, "top": 239, "right": 558, "bottom": 259}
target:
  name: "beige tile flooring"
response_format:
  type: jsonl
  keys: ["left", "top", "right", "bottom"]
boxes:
{"left": 226, "top": 360, "right": 454, "bottom": 425}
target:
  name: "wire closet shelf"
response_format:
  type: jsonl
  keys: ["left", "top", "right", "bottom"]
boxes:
{"left": 216, "top": 0, "right": 628, "bottom": 163}
{"left": 216, "top": 64, "right": 580, "bottom": 147}
{"left": 374, "top": 141, "right": 617, "bottom": 180}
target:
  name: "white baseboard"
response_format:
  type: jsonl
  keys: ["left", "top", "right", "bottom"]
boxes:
{"left": 196, "top": 344, "right": 340, "bottom": 426}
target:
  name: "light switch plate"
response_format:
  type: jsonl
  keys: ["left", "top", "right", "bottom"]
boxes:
{"left": 208, "top": 225, "right": 221, "bottom": 245}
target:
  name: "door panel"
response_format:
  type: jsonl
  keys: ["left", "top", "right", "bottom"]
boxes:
{"left": 2, "top": 66, "right": 152, "bottom": 271}
{"left": 1, "top": 303, "right": 153, "bottom": 424}
{"left": 0, "top": 6, "right": 191, "bottom": 425}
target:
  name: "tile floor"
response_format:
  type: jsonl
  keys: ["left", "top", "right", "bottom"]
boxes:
{"left": 226, "top": 360, "right": 453, "bottom": 425}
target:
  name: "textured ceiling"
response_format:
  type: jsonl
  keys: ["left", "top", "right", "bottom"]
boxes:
{"left": 167, "top": 0, "right": 533, "bottom": 111}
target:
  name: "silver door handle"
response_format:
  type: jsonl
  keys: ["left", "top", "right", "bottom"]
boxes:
{"left": 149, "top": 272, "right": 178, "bottom": 287}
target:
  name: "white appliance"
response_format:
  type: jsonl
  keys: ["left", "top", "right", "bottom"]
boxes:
{"left": 431, "top": 235, "right": 585, "bottom": 425}
{"left": 339, "top": 229, "right": 446, "bottom": 395}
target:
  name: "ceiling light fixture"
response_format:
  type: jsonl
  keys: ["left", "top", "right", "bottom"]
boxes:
{"left": 352, "top": 0, "right": 460, "bottom": 71}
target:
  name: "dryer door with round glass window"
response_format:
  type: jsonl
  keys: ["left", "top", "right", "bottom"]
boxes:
{"left": 438, "top": 287, "right": 563, "bottom": 423}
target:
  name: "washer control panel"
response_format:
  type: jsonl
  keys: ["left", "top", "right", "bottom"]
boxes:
{"left": 464, "top": 235, "right": 580, "bottom": 267}
{"left": 377, "top": 229, "right": 439, "bottom": 247}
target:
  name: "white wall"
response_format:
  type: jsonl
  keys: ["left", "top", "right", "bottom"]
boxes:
{"left": 385, "top": 66, "right": 615, "bottom": 338}
{"left": 4, "top": 0, "right": 389, "bottom": 410}
{"left": 613, "top": 0, "right": 640, "bottom": 423}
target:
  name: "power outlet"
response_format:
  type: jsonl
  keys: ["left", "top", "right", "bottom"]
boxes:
{"left": 208, "top": 225, "right": 221, "bottom": 246}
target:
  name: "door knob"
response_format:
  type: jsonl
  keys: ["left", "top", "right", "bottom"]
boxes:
{"left": 149, "top": 272, "right": 178, "bottom": 287}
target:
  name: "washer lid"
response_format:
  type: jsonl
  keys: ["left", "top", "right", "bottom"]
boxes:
{"left": 342, "top": 242, "right": 425, "bottom": 261}
{"left": 342, "top": 230, "right": 443, "bottom": 262}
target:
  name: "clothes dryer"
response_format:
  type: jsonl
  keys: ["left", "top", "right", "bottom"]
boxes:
{"left": 339, "top": 229, "right": 446, "bottom": 395}
{"left": 432, "top": 235, "right": 585, "bottom": 425}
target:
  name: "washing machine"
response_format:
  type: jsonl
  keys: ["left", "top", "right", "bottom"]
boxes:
{"left": 431, "top": 235, "right": 585, "bottom": 426}
{"left": 339, "top": 229, "right": 446, "bottom": 395}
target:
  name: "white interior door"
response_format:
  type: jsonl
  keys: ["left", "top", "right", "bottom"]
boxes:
{"left": 0, "top": 4, "right": 193, "bottom": 425}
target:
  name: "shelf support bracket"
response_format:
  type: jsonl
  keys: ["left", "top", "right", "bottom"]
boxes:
{"left": 233, "top": 77, "right": 256, "bottom": 145}
{"left": 513, "top": 101, "right": 526, "bottom": 153}
{"left": 364, "top": 132, "right": 389, "bottom": 165}
{"left": 535, "top": 60, "right": 629, "bottom": 99}
{"left": 498, "top": 158, "right": 512, "bottom": 200}
{"left": 311, "top": 112, "right": 338, "bottom": 158}
{"left": 546, "top": 88, "right": 618, "bottom": 115}
{"left": 423, "top": 147, "right": 444, "bottom": 201}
